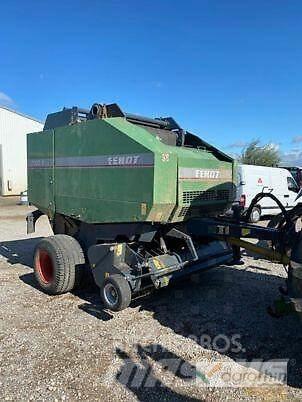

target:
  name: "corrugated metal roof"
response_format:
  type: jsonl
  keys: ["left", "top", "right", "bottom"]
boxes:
{"left": 0, "top": 105, "right": 44, "bottom": 124}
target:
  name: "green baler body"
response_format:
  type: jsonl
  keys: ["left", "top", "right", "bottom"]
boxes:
{"left": 27, "top": 117, "right": 235, "bottom": 224}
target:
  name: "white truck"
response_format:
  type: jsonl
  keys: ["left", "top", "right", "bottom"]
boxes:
{"left": 235, "top": 164, "right": 300, "bottom": 222}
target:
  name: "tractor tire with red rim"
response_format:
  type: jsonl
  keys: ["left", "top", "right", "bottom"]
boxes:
{"left": 34, "top": 234, "right": 85, "bottom": 295}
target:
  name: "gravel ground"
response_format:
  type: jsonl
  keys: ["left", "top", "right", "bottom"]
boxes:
{"left": 0, "top": 197, "right": 302, "bottom": 401}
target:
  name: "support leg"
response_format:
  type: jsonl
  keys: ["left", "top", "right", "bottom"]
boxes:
{"left": 230, "top": 244, "right": 244, "bottom": 265}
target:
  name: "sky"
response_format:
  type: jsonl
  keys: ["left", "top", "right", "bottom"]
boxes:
{"left": 1, "top": 0, "right": 302, "bottom": 164}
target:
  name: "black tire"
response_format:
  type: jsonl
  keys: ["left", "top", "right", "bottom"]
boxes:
{"left": 100, "top": 274, "right": 131, "bottom": 312}
{"left": 34, "top": 234, "right": 85, "bottom": 295}
{"left": 249, "top": 206, "right": 261, "bottom": 223}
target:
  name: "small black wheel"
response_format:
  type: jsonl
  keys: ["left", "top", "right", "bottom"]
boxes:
{"left": 100, "top": 274, "right": 131, "bottom": 311}
{"left": 249, "top": 206, "right": 261, "bottom": 223}
{"left": 33, "top": 234, "right": 85, "bottom": 295}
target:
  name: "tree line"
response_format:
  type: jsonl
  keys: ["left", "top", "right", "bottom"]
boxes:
{"left": 238, "top": 140, "right": 281, "bottom": 167}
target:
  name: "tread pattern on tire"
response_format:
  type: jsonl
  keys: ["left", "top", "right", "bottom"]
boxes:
{"left": 34, "top": 234, "right": 85, "bottom": 294}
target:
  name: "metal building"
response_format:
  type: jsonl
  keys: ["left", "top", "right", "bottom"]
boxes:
{"left": 0, "top": 106, "right": 43, "bottom": 196}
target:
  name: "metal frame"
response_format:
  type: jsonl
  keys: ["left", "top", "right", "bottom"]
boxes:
{"left": 27, "top": 190, "right": 302, "bottom": 315}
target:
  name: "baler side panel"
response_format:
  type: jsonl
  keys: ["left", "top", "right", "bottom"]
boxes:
{"left": 53, "top": 119, "right": 154, "bottom": 223}
{"left": 170, "top": 149, "right": 235, "bottom": 221}
{"left": 147, "top": 150, "right": 177, "bottom": 222}
{"left": 104, "top": 118, "right": 180, "bottom": 223}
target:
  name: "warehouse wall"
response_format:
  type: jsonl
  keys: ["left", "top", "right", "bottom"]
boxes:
{"left": 0, "top": 107, "right": 43, "bottom": 196}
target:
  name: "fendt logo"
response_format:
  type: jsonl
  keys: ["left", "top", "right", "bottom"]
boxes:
{"left": 107, "top": 155, "right": 141, "bottom": 166}
{"left": 178, "top": 167, "right": 227, "bottom": 180}
{"left": 195, "top": 170, "right": 220, "bottom": 179}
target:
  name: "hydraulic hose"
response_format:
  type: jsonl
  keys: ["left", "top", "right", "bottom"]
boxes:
{"left": 242, "top": 192, "right": 292, "bottom": 227}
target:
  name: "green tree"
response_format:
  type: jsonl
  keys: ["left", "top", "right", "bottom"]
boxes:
{"left": 239, "top": 140, "right": 281, "bottom": 166}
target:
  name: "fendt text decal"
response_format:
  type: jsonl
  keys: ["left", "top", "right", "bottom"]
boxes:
{"left": 179, "top": 168, "right": 232, "bottom": 180}
{"left": 28, "top": 154, "right": 154, "bottom": 169}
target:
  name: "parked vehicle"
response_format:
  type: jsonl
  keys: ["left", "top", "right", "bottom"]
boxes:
{"left": 281, "top": 166, "right": 302, "bottom": 189}
{"left": 235, "top": 164, "right": 300, "bottom": 222}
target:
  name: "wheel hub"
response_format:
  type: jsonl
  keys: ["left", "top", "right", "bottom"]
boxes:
{"left": 36, "top": 249, "right": 54, "bottom": 284}
{"left": 103, "top": 283, "right": 118, "bottom": 307}
{"left": 252, "top": 208, "right": 260, "bottom": 221}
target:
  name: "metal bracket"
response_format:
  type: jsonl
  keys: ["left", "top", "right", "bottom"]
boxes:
{"left": 26, "top": 210, "right": 44, "bottom": 234}
{"left": 166, "top": 228, "right": 198, "bottom": 262}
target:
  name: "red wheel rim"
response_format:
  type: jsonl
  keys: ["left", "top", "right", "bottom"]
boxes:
{"left": 35, "top": 249, "right": 54, "bottom": 284}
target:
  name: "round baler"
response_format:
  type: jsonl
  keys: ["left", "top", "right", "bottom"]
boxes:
{"left": 27, "top": 103, "right": 302, "bottom": 315}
